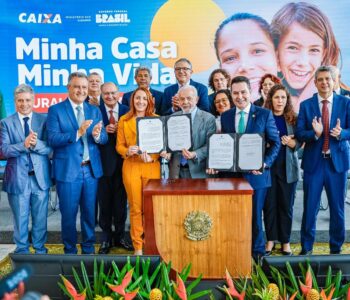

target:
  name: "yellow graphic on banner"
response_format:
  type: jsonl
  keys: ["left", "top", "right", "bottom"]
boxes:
{"left": 151, "top": 0, "right": 225, "bottom": 73}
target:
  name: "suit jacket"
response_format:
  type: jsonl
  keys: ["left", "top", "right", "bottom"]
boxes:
{"left": 122, "top": 88, "right": 163, "bottom": 115}
{"left": 285, "top": 122, "right": 300, "bottom": 183}
{"left": 296, "top": 93, "right": 350, "bottom": 173}
{"left": 98, "top": 101, "right": 129, "bottom": 176}
{"left": 221, "top": 105, "right": 281, "bottom": 189}
{"left": 161, "top": 79, "right": 209, "bottom": 115}
{"left": 169, "top": 109, "right": 216, "bottom": 179}
{"left": 340, "top": 88, "right": 350, "bottom": 97}
{"left": 0, "top": 112, "right": 52, "bottom": 194}
{"left": 47, "top": 99, "right": 108, "bottom": 182}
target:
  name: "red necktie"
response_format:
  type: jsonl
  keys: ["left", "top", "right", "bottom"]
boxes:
{"left": 321, "top": 100, "right": 329, "bottom": 152}
{"left": 109, "top": 110, "right": 116, "bottom": 124}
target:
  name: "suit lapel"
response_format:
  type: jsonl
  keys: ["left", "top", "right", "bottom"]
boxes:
{"left": 245, "top": 105, "right": 256, "bottom": 133}
{"left": 192, "top": 109, "right": 202, "bottom": 148}
{"left": 83, "top": 101, "right": 92, "bottom": 121}
{"left": 99, "top": 101, "right": 109, "bottom": 126}
{"left": 311, "top": 95, "right": 321, "bottom": 118}
{"left": 13, "top": 113, "right": 25, "bottom": 140}
{"left": 65, "top": 99, "right": 79, "bottom": 130}
{"left": 330, "top": 93, "right": 340, "bottom": 128}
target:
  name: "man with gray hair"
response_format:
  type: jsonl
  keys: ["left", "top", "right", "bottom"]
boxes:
{"left": 329, "top": 65, "right": 350, "bottom": 97}
{"left": 86, "top": 72, "right": 103, "bottom": 106}
{"left": 163, "top": 85, "right": 215, "bottom": 178}
{"left": 161, "top": 58, "right": 209, "bottom": 115}
{"left": 121, "top": 66, "right": 163, "bottom": 114}
{"left": 0, "top": 84, "right": 52, "bottom": 254}
{"left": 296, "top": 65, "right": 350, "bottom": 255}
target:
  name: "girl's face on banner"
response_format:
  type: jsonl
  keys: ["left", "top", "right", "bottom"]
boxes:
{"left": 217, "top": 19, "right": 278, "bottom": 100}
{"left": 277, "top": 22, "right": 324, "bottom": 91}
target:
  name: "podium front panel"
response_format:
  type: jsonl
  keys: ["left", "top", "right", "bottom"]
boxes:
{"left": 143, "top": 178, "right": 253, "bottom": 279}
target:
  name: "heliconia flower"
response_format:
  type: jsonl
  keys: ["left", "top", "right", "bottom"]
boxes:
{"left": 347, "top": 285, "right": 350, "bottom": 300}
{"left": 299, "top": 267, "right": 312, "bottom": 295}
{"left": 174, "top": 274, "right": 187, "bottom": 300}
{"left": 225, "top": 269, "right": 245, "bottom": 300}
{"left": 107, "top": 269, "right": 138, "bottom": 299}
{"left": 60, "top": 275, "right": 86, "bottom": 300}
{"left": 289, "top": 291, "right": 298, "bottom": 300}
{"left": 320, "top": 288, "right": 335, "bottom": 300}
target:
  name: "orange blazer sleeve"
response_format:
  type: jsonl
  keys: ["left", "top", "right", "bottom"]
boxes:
{"left": 116, "top": 115, "right": 129, "bottom": 159}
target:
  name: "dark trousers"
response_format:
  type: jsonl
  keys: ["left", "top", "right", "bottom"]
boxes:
{"left": 301, "top": 157, "right": 346, "bottom": 252}
{"left": 97, "top": 168, "right": 127, "bottom": 244}
{"left": 264, "top": 161, "right": 297, "bottom": 243}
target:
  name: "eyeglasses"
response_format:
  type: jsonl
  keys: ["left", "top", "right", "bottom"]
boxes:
{"left": 175, "top": 67, "right": 191, "bottom": 72}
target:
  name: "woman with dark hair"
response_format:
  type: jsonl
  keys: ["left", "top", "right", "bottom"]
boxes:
{"left": 214, "top": 12, "right": 278, "bottom": 101}
{"left": 263, "top": 84, "right": 300, "bottom": 256}
{"left": 212, "top": 89, "right": 234, "bottom": 132}
{"left": 271, "top": 2, "right": 341, "bottom": 111}
{"left": 254, "top": 73, "right": 281, "bottom": 107}
{"left": 208, "top": 69, "right": 231, "bottom": 114}
{"left": 117, "top": 87, "right": 160, "bottom": 255}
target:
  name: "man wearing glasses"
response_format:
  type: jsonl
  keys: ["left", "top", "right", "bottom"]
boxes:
{"left": 161, "top": 58, "right": 209, "bottom": 115}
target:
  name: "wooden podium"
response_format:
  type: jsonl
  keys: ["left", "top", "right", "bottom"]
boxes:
{"left": 143, "top": 178, "right": 253, "bottom": 279}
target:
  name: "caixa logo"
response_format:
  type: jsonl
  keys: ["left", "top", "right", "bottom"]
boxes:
{"left": 96, "top": 13, "right": 130, "bottom": 24}
{"left": 19, "top": 13, "right": 62, "bottom": 24}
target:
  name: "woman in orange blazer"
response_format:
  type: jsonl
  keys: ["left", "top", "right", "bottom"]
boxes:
{"left": 116, "top": 87, "right": 160, "bottom": 255}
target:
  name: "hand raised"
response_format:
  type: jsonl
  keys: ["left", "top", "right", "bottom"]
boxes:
{"left": 312, "top": 117, "right": 323, "bottom": 137}
{"left": 330, "top": 118, "right": 342, "bottom": 138}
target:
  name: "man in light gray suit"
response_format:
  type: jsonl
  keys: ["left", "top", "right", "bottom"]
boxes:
{"left": 0, "top": 84, "right": 52, "bottom": 254}
{"left": 166, "top": 85, "right": 216, "bottom": 178}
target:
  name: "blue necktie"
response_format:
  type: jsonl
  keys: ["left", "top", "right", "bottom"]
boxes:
{"left": 76, "top": 106, "right": 89, "bottom": 161}
{"left": 23, "top": 117, "right": 34, "bottom": 171}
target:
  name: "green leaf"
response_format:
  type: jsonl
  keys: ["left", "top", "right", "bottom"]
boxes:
{"left": 128, "top": 275, "right": 143, "bottom": 291}
{"left": 186, "top": 274, "right": 203, "bottom": 294}
{"left": 325, "top": 266, "right": 332, "bottom": 289}
{"left": 149, "top": 262, "right": 162, "bottom": 286}
{"left": 112, "top": 261, "right": 121, "bottom": 278}
{"left": 135, "top": 255, "right": 140, "bottom": 278}
{"left": 81, "top": 262, "right": 93, "bottom": 299}
{"left": 286, "top": 262, "right": 299, "bottom": 292}
{"left": 180, "top": 263, "right": 192, "bottom": 282}
{"left": 188, "top": 289, "right": 212, "bottom": 300}
{"left": 72, "top": 267, "right": 84, "bottom": 292}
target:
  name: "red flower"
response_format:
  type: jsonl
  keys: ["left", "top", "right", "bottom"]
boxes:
{"left": 174, "top": 274, "right": 187, "bottom": 300}
{"left": 320, "top": 288, "right": 335, "bottom": 300}
{"left": 60, "top": 275, "right": 86, "bottom": 300}
{"left": 299, "top": 267, "right": 312, "bottom": 296}
{"left": 107, "top": 269, "right": 139, "bottom": 300}
{"left": 225, "top": 269, "right": 245, "bottom": 300}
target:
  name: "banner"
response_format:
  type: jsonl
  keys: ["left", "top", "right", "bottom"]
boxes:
{"left": 1, "top": 0, "right": 349, "bottom": 115}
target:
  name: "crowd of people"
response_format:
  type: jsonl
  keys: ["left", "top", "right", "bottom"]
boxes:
{"left": 1, "top": 1, "right": 350, "bottom": 260}
{"left": 1, "top": 61, "right": 349, "bottom": 260}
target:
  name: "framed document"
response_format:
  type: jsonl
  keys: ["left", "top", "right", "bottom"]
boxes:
{"left": 207, "top": 133, "right": 264, "bottom": 172}
{"left": 207, "top": 133, "right": 235, "bottom": 171}
{"left": 136, "top": 114, "right": 193, "bottom": 154}
{"left": 136, "top": 117, "right": 165, "bottom": 154}
{"left": 166, "top": 114, "right": 193, "bottom": 152}
{"left": 236, "top": 133, "right": 264, "bottom": 172}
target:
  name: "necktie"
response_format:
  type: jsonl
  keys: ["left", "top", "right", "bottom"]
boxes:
{"left": 23, "top": 117, "right": 34, "bottom": 171}
{"left": 76, "top": 106, "right": 89, "bottom": 161}
{"left": 109, "top": 110, "right": 116, "bottom": 124}
{"left": 321, "top": 100, "right": 330, "bottom": 152}
{"left": 238, "top": 111, "right": 245, "bottom": 134}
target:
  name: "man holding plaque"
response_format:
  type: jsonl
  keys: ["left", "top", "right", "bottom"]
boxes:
{"left": 220, "top": 76, "right": 280, "bottom": 261}
{"left": 166, "top": 85, "right": 216, "bottom": 178}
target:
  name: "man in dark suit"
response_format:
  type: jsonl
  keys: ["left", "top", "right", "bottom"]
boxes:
{"left": 161, "top": 58, "right": 209, "bottom": 115}
{"left": 0, "top": 84, "right": 52, "bottom": 254}
{"left": 331, "top": 66, "right": 350, "bottom": 97}
{"left": 86, "top": 72, "right": 103, "bottom": 106}
{"left": 296, "top": 65, "right": 350, "bottom": 255}
{"left": 121, "top": 66, "right": 163, "bottom": 115}
{"left": 47, "top": 72, "right": 108, "bottom": 254}
{"left": 165, "top": 85, "right": 216, "bottom": 179}
{"left": 97, "top": 82, "right": 132, "bottom": 254}
{"left": 219, "top": 76, "right": 280, "bottom": 261}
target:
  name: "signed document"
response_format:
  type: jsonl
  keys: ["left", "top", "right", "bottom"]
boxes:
{"left": 237, "top": 133, "right": 264, "bottom": 171}
{"left": 166, "top": 114, "right": 192, "bottom": 152}
{"left": 137, "top": 117, "right": 164, "bottom": 153}
{"left": 207, "top": 134, "right": 235, "bottom": 171}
